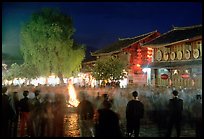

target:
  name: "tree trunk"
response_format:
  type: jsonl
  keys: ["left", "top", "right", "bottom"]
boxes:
{"left": 58, "top": 72, "right": 64, "bottom": 84}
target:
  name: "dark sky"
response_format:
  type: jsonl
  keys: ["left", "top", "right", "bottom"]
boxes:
{"left": 2, "top": 2, "right": 202, "bottom": 58}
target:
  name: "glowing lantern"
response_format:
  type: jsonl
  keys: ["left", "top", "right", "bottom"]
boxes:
{"left": 147, "top": 47, "right": 153, "bottom": 63}
{"left": 161, "top": 74, "right": 168, "bottom": 80}
{"left": 181, "top": 73, "right": 190, "bottom": 79}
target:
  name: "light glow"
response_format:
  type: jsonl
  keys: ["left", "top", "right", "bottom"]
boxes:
{"left": 67, "top": 80, "right": 79, "bottom": 107}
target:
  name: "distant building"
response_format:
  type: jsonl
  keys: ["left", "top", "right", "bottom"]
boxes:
{"left": 142, "top": 25, "right": 202, "bottom": 89}
{"left": 91, "top": 31, "right": 160, "bottom": 86}
{"left": 81, "top": 56, "right": 97, "bottom": 73}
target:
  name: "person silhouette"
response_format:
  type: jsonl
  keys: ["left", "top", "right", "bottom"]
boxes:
{"left": 126, "top": 91, "right": 144, "bottom": 137}
{"left": 1, "top": 86, "right": 15, "bottom": 137}
{"left": 95, "top": 100, "right": 121, "bottom": 137}
{"left": 191, "top": 94, "right": 202, "bottom": 137}
{"left": 77, "top": 93, "right": 94, "bottom": 137}
{"left": 166, "top": 90, "right": 183, "bottom": 137}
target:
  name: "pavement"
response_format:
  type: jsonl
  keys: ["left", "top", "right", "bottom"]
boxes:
{"left": 64, "top": 112, "right": 196, "bottom": 137}
{"left": 15, "top": 112, "right": 196, "bottom": 137}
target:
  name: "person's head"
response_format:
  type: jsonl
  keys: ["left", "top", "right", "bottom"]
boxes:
{"left": 34, "top": 90, "right": 40, "bottom": 97}
{"left": 172, "top": 90, "right": 179, "bottom": 97}
{"left": 2, "top": 86, "right": 7, "bottom": 94}
{"left": 132, "top": 91, "right": 138, "bottom": 98}
{"left": 103, "top": 100, "right": 112, "bottom": 109}
{"left": 196, "top": 94, "right": 201, "bottom": 100}
{"left": 103, "top": 94, "right": 109, "bottom": 101}
{"left": 23, "top": 90, "right": 29, "bottom": 97}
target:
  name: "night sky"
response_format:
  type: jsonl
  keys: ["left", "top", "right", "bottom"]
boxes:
{"left": 2, "top": 2, "right": 202, "bottom": 59}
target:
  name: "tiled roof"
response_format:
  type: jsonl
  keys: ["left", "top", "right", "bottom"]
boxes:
{"left": 143, "top": 25, "right": 202, "bottom": 47}
{"left": 82, "top": 56, "right": 97, "bottom": 63}
{"left": 92, "top": 30, "right": 158, "bottom": 56}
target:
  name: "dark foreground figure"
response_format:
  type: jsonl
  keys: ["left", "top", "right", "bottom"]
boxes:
{"left": 166, "top": 90, "right": 183, "bottom": 137}
{"left": 126, "top": 91, "right": 144, "bottom": 137}
{"left": 95, "top": 100, "right": 122, "bottom": 137}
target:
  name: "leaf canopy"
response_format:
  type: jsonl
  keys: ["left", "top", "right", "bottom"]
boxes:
{"left": 20, "top": 8, "right": 85, "bottom": 79}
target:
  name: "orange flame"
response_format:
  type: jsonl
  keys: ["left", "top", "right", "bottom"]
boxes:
{"left": 67, "top": 82, "right": 79, "bottom": 107}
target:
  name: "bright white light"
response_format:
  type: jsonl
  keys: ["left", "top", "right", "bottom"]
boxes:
{"left": 48, "top": 75, "right": 59, "bottom": 86}
{"left": 38, "top": 77, "right": 46, "bottom": 85}
{"left": 13, "top": 78, "right": 20, "bottom": 85}
{"left": 142, "top": 68, "right": 151, "bottom": 73}
{"left": 31, "top": 79, "right": 38, "bottom": 86}
{"left": 67, "top": 81, "right": 79, "bottom": 107}
{"left": 173, "top": 70, "right": 178, "bottom": 75}
{"left": 119, "top": 78, "right": 128, "bottom": 88}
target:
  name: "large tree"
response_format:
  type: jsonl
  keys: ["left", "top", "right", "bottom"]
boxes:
{"left": 20, "top": 8, "right": 85, "bottom": 83}
{"left": 92, "top": 56, "right": 127, "bottom": 82}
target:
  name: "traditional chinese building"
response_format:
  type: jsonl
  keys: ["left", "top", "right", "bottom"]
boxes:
{"left": 91, "top": 30, "right": 160, "bottom": 86}
{"left": 142, "top": 25, "right": 202, "bottom": 89}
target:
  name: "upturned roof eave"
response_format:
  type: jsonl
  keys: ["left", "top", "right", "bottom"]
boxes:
{"left": 122, "top": 30, "right": 159, "bottom": 50}
{"left": 91, "top": 30, "right": 159, "bottom": 56}
{"left": 91, "top": 50, "right": 122, "bottom": 56}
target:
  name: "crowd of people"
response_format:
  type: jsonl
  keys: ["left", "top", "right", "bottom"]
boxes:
{"left": 1, "top": 85, "right": 67, "bottom": 137}
{"left": 1, "top": 84, "right": 202, "bottom": 137}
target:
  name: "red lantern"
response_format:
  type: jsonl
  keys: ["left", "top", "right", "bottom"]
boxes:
{"left": 181, "top": 73, "right": 190, "bottom": 79}
{"left": 161, "top": 74, "right": 168, "bottom": 80}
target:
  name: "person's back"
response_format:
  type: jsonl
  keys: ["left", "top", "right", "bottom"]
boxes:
{"left": 19, "top": 90, "right": 31, "bottom": 137}
{"left": 11, "top": 91, "right": 20, "bottom": 137}
{"left": 19, "top": 96, "right": 30, "bottom": 112}
{"left": 2, "top": 87, "right": 14, "bottom": 119}
{"left": 1, "top": 86, "right": 15, "bottom": 137}
{"left": 166, "top": 90, "right": 183, "bottom": 137}
{"left": 191, "top": 94, "right": 202, "bottom": 137}
{"left": 95, "top": 100, "right": 121, "bottom": 137}
{"left": 77, "top": 96, "right": 94, "bottom": 120}
{"left": 77, "top": 94, "right": 95, "bottom": 137}
{"left": 29, "top": 90, "right": 41, "bottom": 137}
{"left": 126, "top": 91, "right": 144, "bottom": 137}
{"left": 126, "top": 100, "right": 144, "bottom": 120}
{"left": 169, "top": 97, "right": 183, "bottom": 121}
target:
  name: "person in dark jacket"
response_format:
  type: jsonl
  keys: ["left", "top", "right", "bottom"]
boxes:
{"left": 77, "top": 93, "right": 94, "bottom": 137}
{"left": 191, "top": 94, "right": 202, "bottom": 137}
{"left": 1, "top": 86, "right": 15, "bottom": 137}
{"left": 10, "top": 91, "right": 20, "bottom": 137}
{"left": 19, "top": 90, "right": 32, "bottom": 137}
{"left": 95, "top": 100, "right": 121, "bottom": 137}
{"left": 126, "top": 91, "right": 144, "bottom": 137}
{"left": 77, "top": 94, "right": 94, "bottom": 120}
{"left": 166, "top": 90, "right": 183, "bottom": 137}
{"left": 29, "top": 89, "right": 41, "bottom": 137}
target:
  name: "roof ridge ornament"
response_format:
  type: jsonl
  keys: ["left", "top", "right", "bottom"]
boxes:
{"left": 173, "top": 24, "right": 202, "bottom": 30}
{"left": 172, "top": 25, "right": 175, "bottom": 30}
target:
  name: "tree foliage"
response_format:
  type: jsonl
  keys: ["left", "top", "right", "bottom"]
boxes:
{"left": 2, "top": 63, "right": 40, "bottom": 81}
{"left": 20, "top": 63, "right": 40, "bottom": 79}
{"left": 20, "top": 8, "right": 85, "bottom": 83}
{"left": 3, "top": 63, "right": 20, "bottom": 81}
{"left": 92, "top": 56, "right": 126, "bottom": 81}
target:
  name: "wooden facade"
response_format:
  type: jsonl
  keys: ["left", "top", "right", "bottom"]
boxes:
{"left": 143, "top": 25, "right": 202, "bottom": 89}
